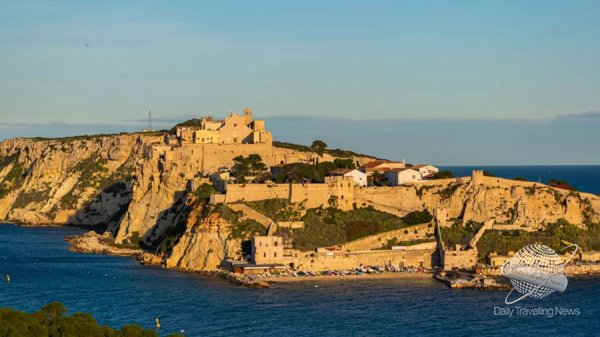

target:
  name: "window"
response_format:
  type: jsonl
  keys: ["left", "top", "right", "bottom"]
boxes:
{"left": 263, "top": 253, "right": 266, "bottom": 258}
{"left": 274, "top": 252, "right": 277, "bottom": 257}
{"left": 260, "top": 242, "right": 262, "bottom": 247}
{"left": 274, "top": 241, "right": 278, "bottom": 247}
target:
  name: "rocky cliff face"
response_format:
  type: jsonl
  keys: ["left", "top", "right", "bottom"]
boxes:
{"left": 3, "top": 132, "right": 600, "bottom": 273}
{"left": 0, "top": 134, "right": 156, "bottom": 228}
{"left": 404, "top": 179, "right": 600, "bottom": 229}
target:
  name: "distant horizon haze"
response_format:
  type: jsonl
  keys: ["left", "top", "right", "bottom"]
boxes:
{"left": 1, "top": 111, "right": 599, "bottom": 166}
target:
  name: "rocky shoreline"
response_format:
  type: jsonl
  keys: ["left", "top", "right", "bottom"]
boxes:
{"left": 66, "top": 231, "right": 144, "bottom": 258}
{"left": 67, "top": 231, "right": 269, "bottom": 289}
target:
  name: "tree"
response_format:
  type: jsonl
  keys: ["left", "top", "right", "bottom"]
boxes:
{"left": 311, "top": 140, "right": 327, "bottom": 156}
{"left": 432, "top": 170, "right": 454, "bottom": 179}
{"left": 512, "top": 177, "right": 526, "bottom": 181}
{"left": 333, "top": 158, "right": 356, "bottom": 169}
{"left": 232, "top": 154, "right": 267, "bottom": 182}
{"left": 232, "top": 155, "right": 249, "bottom": 182}
{"left": 370, "top": 171, "right": 384, "bottom": 186}
{"left": 483, "top": 170, "right": 495, "bottom": 177}
{"left": 404, "top": 210, "right": 433, "bottom": 225}
{"left": 549, "top": 179, "right": 569, "bottom": 186}
{"left": 247, "top": 154, "right": 266, "bottom": 173}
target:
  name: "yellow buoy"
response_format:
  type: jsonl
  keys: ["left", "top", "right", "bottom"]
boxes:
{"left": 6, "top": 275, "right": 10, "bottom": 282}
{"left": 156, "top": 318, "right": 160, "bottom": 329}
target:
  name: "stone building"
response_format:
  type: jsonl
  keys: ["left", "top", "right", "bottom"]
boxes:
{"left": 328, "top": 168, "right": 367, "bottom": 187}
{"left": 384, "top": 168, "right": 421, "bottom": 186}
{"left": 360, "top": 160, "right": 405, "bottom": 176}
{"left": 174, "top": 108, "right": 272, "bottom": 146}
{"left": 252, "top": 236, "right": 284, "bottom": 264}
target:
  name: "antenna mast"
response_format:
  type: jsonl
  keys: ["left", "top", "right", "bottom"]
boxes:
{"left": 149, "top": 110, "right": 152, "bottom": 131}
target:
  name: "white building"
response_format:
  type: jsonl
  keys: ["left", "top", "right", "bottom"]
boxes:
{"left": 412, "top": 165, "right": 439, "bottom": 179}
{"left": 329, "top": 168, "right": 367, "bottom": 187}
{"left": 384, "top": 168, "right": 421, "bottom": 186}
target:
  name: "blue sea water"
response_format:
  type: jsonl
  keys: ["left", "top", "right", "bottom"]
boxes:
{"left": 1, "top": 166, "right": 600, "bottom": 337}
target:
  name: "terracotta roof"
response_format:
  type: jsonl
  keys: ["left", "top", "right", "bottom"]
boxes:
{"left": 550, "top": 184, "right": 575, "bottom": 190}
{"left": 412, "top": 165, "right": 428, "bottom": 169}
{"left": 386, "top": 168, "right": 412, "bottom": 173}
{"left": 330, "top": 168, "right": 353, "bottom": 175}
{"left": 363, "top": 160, "right": 402, "bottom": 168}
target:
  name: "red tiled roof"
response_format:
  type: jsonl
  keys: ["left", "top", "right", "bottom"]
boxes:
{"left": 330, "top": 168, "right": 353, "bottom": 175}
{"left": 363, "top": 160, "right": 402, "bottom": 168}
{"left": 412, "top": 165, "right": 428, "bottom": 169}
{"left": 550, "top": 184, "right": 575, "bottom": 190}
{"left": 386, "top": 168, "right": 413, "bottom": 173}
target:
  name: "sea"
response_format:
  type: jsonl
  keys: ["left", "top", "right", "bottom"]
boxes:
{"left": 1, "top": 166, "right": 600, "bottom": 337}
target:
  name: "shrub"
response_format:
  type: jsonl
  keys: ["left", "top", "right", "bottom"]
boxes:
{"left": 404, "top": 210, "right": 433, "bottom": 225}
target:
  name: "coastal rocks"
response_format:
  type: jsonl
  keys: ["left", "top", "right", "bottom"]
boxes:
{"left": 199, "top": 269, "right": 269, "bottom": 289}
{"left": 67, "top": 231, "right": 143, "bottom": 258}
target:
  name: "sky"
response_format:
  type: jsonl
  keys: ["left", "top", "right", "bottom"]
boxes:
{"left": 1, "top": 0, "right": 600, "bottom": 164}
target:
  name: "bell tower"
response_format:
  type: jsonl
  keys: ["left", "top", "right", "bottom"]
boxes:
{"left": 244, "top": 107, "right": 253, "bottom": 125}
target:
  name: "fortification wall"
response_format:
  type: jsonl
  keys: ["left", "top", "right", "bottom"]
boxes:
{"left": 224, "top": 177, "right": 356, "bottom": 210}
{"left": 225, "top": 184, "right": 290, "bottom": 203}
{"left": 443, "top": 250, "right": 478, "bottom": 269}
{"left": 341, "top": 223, "right": 434, "bottom": 252}
{"left": 285, "top": 248, "right": 436, "bottom": 271}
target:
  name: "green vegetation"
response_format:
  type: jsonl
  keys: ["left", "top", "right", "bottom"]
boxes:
{"left": 333, "top": 158, "right": 356, "bottom": 169}
{"left": 170, "top": 119, "right": 201, "bottom": 131}
{"left": 208, "top": 204, "right": 267, "bottom": 240}
{"left": 369, "top": 171, "right": 384, "bottom": 186}
{"left": 310, "top": 140, "right": 327, "bottom": 156}
{"left": 232, "top": 154, "right": 267, "bottom": 182}
{"left": 60, "top": 155, "right": 135, "bottom": 209}
{"left": 230, "top": 219, "right": 267, "bottom": 239}
{"left": 272, "top": 161, "right": 337, "bottom": 183}
{"left": 403, "top": 210, "right": 433, "bottom": 225}
{"left": 512, "top": 177, "right": 526, "bottom": 181}
{"left": 12, "top": 185, "right": 52, "bottom": 209}
{"left": 438, "top": 183, "right": 459, "bottom": 200}
{"left": 286, "top": 206, "right": 409, "bottom": 251}
{"left": 0, "top": 152, "right": 24, "bottom": 199}
{"left": 440, "top": 221, "right": 483, "bottom": 248}
{"left": 483, "top": 170, "right": 495, "bottom": 177}
{"left": 549, "top": 179, "right": 569, "bottom": 185}
{"left": 100, "top": 235, "right": 141, "bottom": 250}
{"left": 272, "top": 141, "right": 377, "bottom": 159}
{"left": 475, "top": 219, "right": 600, "bottom": 261}
{"left": 416, "top": 185, "right": 437, "bottom": 198}
{"left": 192, "top": 183, "right": 215, "bottom": 200}
{"left": 0, "top": 302, "right": 182, "bottom": 337}
{"left": 242, "top": 199, "right": 301, "bottom": 222}
{"left": 431, "top": 170, "right": 454, "bottom": 179}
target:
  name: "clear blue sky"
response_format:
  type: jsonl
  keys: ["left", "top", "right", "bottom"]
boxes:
{"left": 1, "top": 1, "right": 600, "bottom": 164}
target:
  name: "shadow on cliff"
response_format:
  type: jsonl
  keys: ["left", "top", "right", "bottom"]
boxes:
{"left": 62, "top": 181, "right": 132, "bottom": 233}
{"left": 141, "top": 188, "right": 203, "bottom": 256}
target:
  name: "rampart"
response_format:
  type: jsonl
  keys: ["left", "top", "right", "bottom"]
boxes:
{"left": 341, "top": 223, "right": 434, "bottom": 252}
{"left": 284, "top": 248, "right": 436, "bottom": 271}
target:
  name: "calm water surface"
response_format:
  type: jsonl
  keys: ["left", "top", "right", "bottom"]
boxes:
{"left": 1, "top": 225, "right": 599, "bottom": 337}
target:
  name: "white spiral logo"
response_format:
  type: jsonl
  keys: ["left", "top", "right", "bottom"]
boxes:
{"left": 502, "top": 244, "right": 578, "bottom": 305}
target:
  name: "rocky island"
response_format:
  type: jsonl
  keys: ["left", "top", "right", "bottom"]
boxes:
{"left": 2, "top": 109, "right": 600, "bottom": 288}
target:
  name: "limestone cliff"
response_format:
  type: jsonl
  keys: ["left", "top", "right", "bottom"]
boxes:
{"left": 0, "top": 134, "right": 155, "bottom": 228}
{"left": 354, "top": 176, "right": 600, "bottom": 229}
